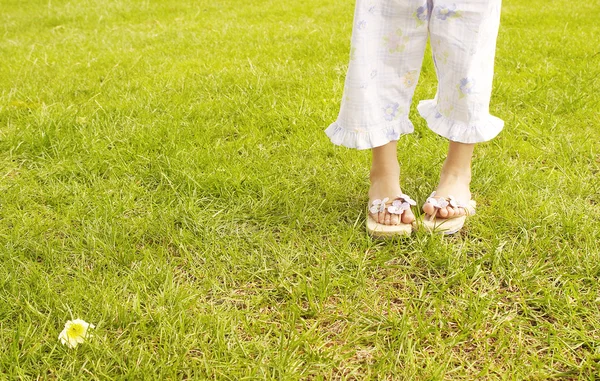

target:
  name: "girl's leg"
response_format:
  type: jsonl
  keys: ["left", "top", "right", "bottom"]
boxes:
{"left": 422, "top": 142, "right": 474, "bottom": 218}
{"left": 370, "top": 141, "right": 415, "bottom": 225}
{"left": 325, "top": 0, "right": 431, "bottom": 225}
{"left": 419, "top": 0, "right": 503, "bottom": 218}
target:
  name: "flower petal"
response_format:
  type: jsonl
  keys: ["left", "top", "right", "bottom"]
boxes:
{"left": 387, "top": 205, "right": 402, "bottom": 214}
{"left": 59, "top": 329, "right": 68, "bottom": 345}
{"left": 405, "top": 197, "right": 417, "bottom": 206}
{"left": 448, "top": 195, "right": 458, "bottom": 207}
{"left": 403, "top": 194, "right": 417, "bottom": 205}
{"left": 67, "top": 336, "right": 79, "bottom": 349}
{"left": 426, "top": 198, "right": 438, "bottom": 207}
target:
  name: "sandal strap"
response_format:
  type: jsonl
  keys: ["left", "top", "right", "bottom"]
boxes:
{"left": 369, "top": 193, "right": 417, "bottom": 215}
{"left": 425, "top": 192, "right": 476, "bottom": 215}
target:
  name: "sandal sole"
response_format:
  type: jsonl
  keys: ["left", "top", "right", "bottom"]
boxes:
{"left": 421, "top": 200, "right": 476, "bottom": 235}
{"left": 366, "top": 215, "right": 414, "bottom": 238}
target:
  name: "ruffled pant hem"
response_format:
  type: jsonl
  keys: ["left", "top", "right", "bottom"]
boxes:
{"left": 324, "top": 118, "right": 415, "bottom": 150}
{"left": 417, "top": 99, "right": 504, "bottom": 144}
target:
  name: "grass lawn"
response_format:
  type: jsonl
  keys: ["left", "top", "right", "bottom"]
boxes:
{"left": 1, "top": 0, "right": 599, "bottom": 379}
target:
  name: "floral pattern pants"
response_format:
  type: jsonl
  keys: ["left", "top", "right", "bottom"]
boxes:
{"left": 325, "top": 0, "right": 504, "bottom": 149}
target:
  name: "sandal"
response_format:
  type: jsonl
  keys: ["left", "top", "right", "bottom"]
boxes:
{"left": 421, "top": 191, "right": 476, "bottom": 235}
{"left": 366, "top": 194, "right": 417, "bottom": 238}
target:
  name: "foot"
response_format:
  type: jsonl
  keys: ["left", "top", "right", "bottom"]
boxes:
{"left": 422, "top": 170, "right": 472, "bottom": 219}
{"left": 368, "top": 170, "right": 416, "bottom": 225}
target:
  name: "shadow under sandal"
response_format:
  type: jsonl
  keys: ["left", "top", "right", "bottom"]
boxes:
{"left": 366, "top": 194, "right": 417, "bottom": 238}
{"left": 422, "top": 192, "right": 476, "bottom": 235}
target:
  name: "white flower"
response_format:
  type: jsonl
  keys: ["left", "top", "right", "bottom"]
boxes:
{"left": 426, "top": 196, "right": 449, "bottom": 209}
{"left": 369, "top": 197, "right": 389, "bottom": 214}
{"left": 398, "top": 193, "right": 417, "bottom": 206}
{"left": 447, "top": 195, "right": 459, "bottom": 208}
{"left": 437, "top": 199, "right": 449, "bottom": 208}
{"left": 387, "top": 199, "right": 410, "bottom": 214}
{"left": 59, "top": 319, "right": 95, "bottom": 349}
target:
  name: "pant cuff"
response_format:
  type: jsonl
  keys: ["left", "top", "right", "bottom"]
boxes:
{"left": 325, "top": 118, "right": 414, "bottom": 150}
{"left": 417, "top": 99, "right": 504, "bottom": 143}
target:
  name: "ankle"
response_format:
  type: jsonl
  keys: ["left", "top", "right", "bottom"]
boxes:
{"left": 435, "top": 170, "right": 472, "bottom": 203}
{"left": 370, "top": 162, "right": 400, "bottom": 179}
{"left": 440, "top": 169, "right": 471, "bottom": 182}
{"left": 440, "top": 163, "right": 472, "bottom": 182}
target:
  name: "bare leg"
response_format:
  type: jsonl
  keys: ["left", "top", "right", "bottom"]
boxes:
{"left": 369, "top": 141, "right": 415, "bottom": 225}
{"left": 422, "top": 142, "right": 474, "bottom": 218}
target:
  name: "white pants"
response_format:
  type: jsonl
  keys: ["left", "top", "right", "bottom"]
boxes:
{"left": 325, "top": 0, "right": 504, "bottom": 150}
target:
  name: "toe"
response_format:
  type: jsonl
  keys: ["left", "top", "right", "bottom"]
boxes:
{"left": 401, "top": 209, "right": 415, "bottom": 224}
{"left": 378, "top": 211, "right": 385, "bottom": 224}
{"left": 438, "top": 207, "right": 449, "bottom": 218}
{"left": 390, "top": 213, "right": 400, "bottom": 225}
{"left": 422, "top": 202, "right": 435, "bottom": 216}
{"left": 446, "top": 206, "right": 455, "bottom": 218}
{"left": 384, "top": 212, "right": 391, "bottom": 225}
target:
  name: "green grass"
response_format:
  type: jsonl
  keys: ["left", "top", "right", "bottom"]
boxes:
{"left": 1, "top": 0, "right": 599, "bottom": 379}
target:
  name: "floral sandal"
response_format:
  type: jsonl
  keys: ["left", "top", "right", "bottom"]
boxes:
{"left": 421, "top": 191, "right": 476, "bottom": 235}
{"left": 366, "top": 194, "right": 417, "bottom": 237}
